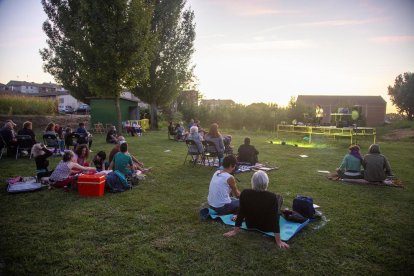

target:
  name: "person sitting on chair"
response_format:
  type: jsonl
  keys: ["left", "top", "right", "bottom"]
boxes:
{"left": 336, "top": 144, "right": 363, "bottom": 179}
{"left": 132, "top": 121, "right": 143, "bottom": 136}
{"left": 207, "top": 155, "right": 241, "bottom": 215}
{"left": 44, "top": 122, "right": 65, "bottom": 152}
{"left": 205, "top": 123, "right": 225, "bottom": 166}
{"left": 0, "top": 121, "right": 18, "bottom": 156}
{"left": 76, "top": 122, "right": 93, "bottom": 150}
{"left": 168, "top": 121, "right": 177, "bottom": 139}
{"left": 363, "top": 144, "right": 392, "bottom": 182}
{"left": 237, "top": 137, "right": 259, "bottom": 165}
{"left": 223, "top": 170, "right": 289, "bottom": 249}
{"left": 106, "top": 126, "right": 118, "bottom": 144}
{"left": 17, "top": 121, "right": 36, "bottom": 148}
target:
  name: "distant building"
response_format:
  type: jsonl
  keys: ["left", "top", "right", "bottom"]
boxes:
{"left": 0, "top": 83, "right": 6, "bottom": 91}
{"left": 296, "top": 95, "right": 386, "bottom": 126}
{"left": 35, "top": 90, "right": 82, "bottom": 109}
{"left": 6, "top": 80, "right": 39, "bottom": 94}
{"left": 200, "top": 99, "right": 235, "bottom": 108}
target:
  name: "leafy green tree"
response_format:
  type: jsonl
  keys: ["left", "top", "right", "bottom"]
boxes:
{"left": 388, "top": 72, "right": 414, "bottom": 120}
{"left": 40, "top": 0, "right": 154, "bottom": 131}
{"left": 133, "top": 0, "right": 196, "bottom": 130}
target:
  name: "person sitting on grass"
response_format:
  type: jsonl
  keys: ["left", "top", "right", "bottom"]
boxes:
{"left": 207, "top": 155, "right": 240, "bottom": 215}
{"left": 49, "top": 150, "right": 95, "bottom": 188}
{"left": 31, "top": 143, "right": 53, "bottom": 179}
{"left": 106, "top": 126, "right": 118, "bottom": 144}
{"left": 108, "top": 137, "right": 148, "bottom": 173}
{"left": 336, "top": 144, "right": 363, "bottom": 179}
{"left": 93, "top": 151, "right": 109, "bottom": 172}
{"left": 74, "top": 144, "right": 90, "bottom": 167}
{"left": 223, "top": 170, "right": 289, "bottom": 249}
{"left": 108, "top": 142, "right": 133, "bottom": 177}
{"left": 362, "top": 144, "right": 392, "bottom": 182}
{"left": 237, "top": 137, "right": 259, "bottom": 165}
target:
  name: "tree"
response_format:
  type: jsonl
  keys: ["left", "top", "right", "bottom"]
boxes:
{"left": 133, "top": 0, "right": 196, "bottom": 130}
{"left": 40, "top": 0, "right": 154, "bottom": 131}
{"left": 388, "top": 72, "right": 414, "bottom": 120}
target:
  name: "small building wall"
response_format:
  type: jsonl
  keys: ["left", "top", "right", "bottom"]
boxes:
{"left": 90, "top": 98, "right": 139, "bottom": 126}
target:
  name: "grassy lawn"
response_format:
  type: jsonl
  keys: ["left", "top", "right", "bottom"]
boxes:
{"left": 0, "top": 124, "right": 413, "bottom": 275}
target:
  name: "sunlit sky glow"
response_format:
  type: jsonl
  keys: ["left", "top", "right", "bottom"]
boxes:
{"left": 1, "top": 0, "right": 413, "bottom": 112}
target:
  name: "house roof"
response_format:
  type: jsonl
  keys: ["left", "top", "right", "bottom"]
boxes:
{"left": 296, "top": 95, "right": 386, "bottom": 106}
{"left": 6, "top": 80, "right": 38, "bottom": 87}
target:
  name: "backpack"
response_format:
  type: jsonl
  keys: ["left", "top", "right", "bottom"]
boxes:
{"left": 292, "top": 195, "right": 315, "bottom": 219}
{"left": 105, "top": 171, "right": 131, "bottom": 192}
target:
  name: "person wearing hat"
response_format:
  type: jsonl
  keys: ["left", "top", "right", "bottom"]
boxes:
{"left": 0, "top": 121, "right": 18, "bottom": 156}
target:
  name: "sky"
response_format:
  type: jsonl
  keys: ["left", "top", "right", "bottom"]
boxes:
{"left": 1, "top": 0, "right": 413, "bottom": 113}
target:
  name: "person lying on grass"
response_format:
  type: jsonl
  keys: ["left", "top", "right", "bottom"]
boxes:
{"left": 336, "top": 144, "right": 363, "bottom": 179}
{"left": 207, "top": 155, "right": 241, "bottom": 215}
{"left": 49, "top": 150, "right": 95, "bottom": 188}
{"left": 224, "top": 170, "right": 289, "bottom": 249}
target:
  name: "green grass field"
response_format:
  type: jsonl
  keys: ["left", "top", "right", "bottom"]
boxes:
{"left": 0, "top": 124, "right": 413, "bottom": 275}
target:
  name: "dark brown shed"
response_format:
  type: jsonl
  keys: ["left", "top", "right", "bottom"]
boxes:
{"left": 296, "top": 95, "right": 386, "bottom": 126}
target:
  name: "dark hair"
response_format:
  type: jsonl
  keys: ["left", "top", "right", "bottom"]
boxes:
{"left": 79, "top": 122, "right": 85, "bottom": 127}
{"left": 244, "top": 137, "right": 251, "bottom": 145}
{"left": 62, "top": 151, "right": 74, "bottom": 162}
{"left": 45, "top": 122, "right": 55, "bottom": 132}
{"left": 120, "top": 142, "right": 128, "bottom": 153}
{"left": 96, "top": 151, "right": 106, "bottom": 160}
{"left": 75, "top": 144, "right": 89, "bottom": 159}
{"left": 23, "top": 121, "right": 32, "bottom": 129}
{"left": 223, "top": 155, "right": 237, "bottom": 169}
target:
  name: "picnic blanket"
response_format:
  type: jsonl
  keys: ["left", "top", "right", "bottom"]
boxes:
{"left": 202, "top": 208, "right": 309, "bottom": 241}
{"left": 325, "top": 172, "right": 404, "bottom": 188}
{"left": 7, "top": 177, "right": 43, "bottom": 193}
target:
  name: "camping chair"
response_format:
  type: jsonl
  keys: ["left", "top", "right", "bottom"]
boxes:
{"left": 43, "top": 133, "right": 59, "bottom": 153}
{"left": 168, "top": 126, "right": 177, "bottom": 140}
{"left": 0, "top": 133, "right": 7, "bottom": 160}
{"left": 202, "top": 140, "right": 220, "bottom": 167}
{"left": 183, "top": 140, "right": 204, "bottom": 166}
{"left": 65, "top": 132, "right": 80, "bottom": 150}
{"left": 93, "top": 123, "right": 104, "bottom": 134}
{"left": 15, "top": 135, "right": 33, "bottom": 159}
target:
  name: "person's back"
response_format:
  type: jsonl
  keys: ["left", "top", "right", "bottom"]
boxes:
{"left": 363, "top": 144, "right": 392, "bottom": 182}
{"left": 237, "top": 189, "right": 280, "bottom": 232}
{"left": 237, "top": 137, "right": 258, "bottom": 165}
{"left": 208, "top": 170, "right": 233, "bottom": 208}
{"left": 111, "top": 143, "right": 132, "bottom": 176}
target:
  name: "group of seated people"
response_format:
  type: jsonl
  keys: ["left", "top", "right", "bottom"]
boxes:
{"left": 0, "top": 120, "right": 94, "bottom": 157}
{"left": 336, "top": 144, "right": 392, "bottom": 182}
{"left": 123, "top": 121, "right": 143, "bottom": 137}
{"left": 207, "top": 155, "right": 289, "bottom": 249}
{"left": 31, "top": 134, "right": 148, "bottom": 189}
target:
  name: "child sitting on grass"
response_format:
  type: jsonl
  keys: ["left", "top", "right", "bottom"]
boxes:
{"left": 93, "top": 151, "right": 109, "bottom": 172}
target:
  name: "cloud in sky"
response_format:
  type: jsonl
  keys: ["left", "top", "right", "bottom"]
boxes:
{"left": 215, "top": 39, "right": 316, "bottom": 51}
{"left": 370, "top": 35, "right": 414, "bottom": 43}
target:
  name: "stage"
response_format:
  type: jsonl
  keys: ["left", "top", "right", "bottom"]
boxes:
{"left": 276, "top": 124, "right": 376, "bottom": 144}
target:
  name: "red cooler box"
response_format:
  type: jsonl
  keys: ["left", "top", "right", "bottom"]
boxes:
{"left": 78, "top": 174, "right": 106, "bottom": 197}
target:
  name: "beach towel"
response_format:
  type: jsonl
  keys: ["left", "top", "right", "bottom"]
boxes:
{"left": 7, "top": 177, "right": 43, "bottom": 193}
{"left": 201, "top": 208, "right": 309, "bottom": 241}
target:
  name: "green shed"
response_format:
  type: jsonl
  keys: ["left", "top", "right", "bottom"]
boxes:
{"left": 89, "top": 97, "right": 140, "bottom": 126}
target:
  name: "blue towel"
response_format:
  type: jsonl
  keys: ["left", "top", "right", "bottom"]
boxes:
{"left": 204, "top": 208, "right": 309, "bottom": 241}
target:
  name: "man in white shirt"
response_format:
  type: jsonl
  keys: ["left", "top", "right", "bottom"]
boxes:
{"left": 207, "top": 155, "right": 241, "bottom": 215}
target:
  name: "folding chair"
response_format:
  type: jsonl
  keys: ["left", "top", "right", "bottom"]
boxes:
{"left": 65, "top": 132, "right": 80, "bottom": 150}
{"left": 183, "top": 140, "right": 204, "bottom": 166}
{"left": 43, "top": 133, "right": 60, "bottom": 153}
{"left": 202, "top": 140, "right": 220, "bottom": 167}
{"left": 0, "top": 134, "right": 7, "bottom": 160}
{"left": 93, "top": 123, "right": 104, "bottom": 134}
{"left": 15, "top": 135, "right": 34, "bottom": 159}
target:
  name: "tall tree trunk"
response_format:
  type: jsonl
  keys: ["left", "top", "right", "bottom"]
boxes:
{"left": 115, "top": 95, "right": 123, "bottom": 133}
{"left": 150, "top": 103, "right": 159, "bottom": 130}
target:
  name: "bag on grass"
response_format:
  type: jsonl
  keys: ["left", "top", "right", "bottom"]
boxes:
{"left": 293, "top": 195, "right": 315, "bottom": 219}
{"left": 282, "top": 209, "right": 307, "bottom": 223}
{"left": 105, "top": 170, "right": 131, "bottom": 193}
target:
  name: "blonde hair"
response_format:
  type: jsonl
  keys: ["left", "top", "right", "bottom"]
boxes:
{"left": 31, "top": 143, "right": 44, "bottom": 158}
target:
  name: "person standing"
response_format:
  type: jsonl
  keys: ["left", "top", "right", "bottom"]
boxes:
{"left": 315, "top": 105, "right": 324, "bottom": 126}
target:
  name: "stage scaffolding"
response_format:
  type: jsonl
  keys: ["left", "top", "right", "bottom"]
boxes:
{"left": 276, "top": 125, "right": 376, "bottom": 144}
